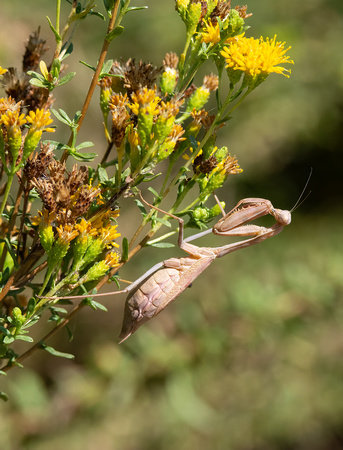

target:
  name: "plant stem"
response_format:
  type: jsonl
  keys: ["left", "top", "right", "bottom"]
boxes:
{"left": 0, "top": 173, "right": 14, "bottom": 217}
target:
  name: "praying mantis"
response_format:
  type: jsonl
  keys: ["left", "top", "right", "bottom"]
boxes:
{"left": 41, "top": 195, "right": 291, "bottom": 342}
{"left": 117, "top": 196, "right": 291, "bottom": 342}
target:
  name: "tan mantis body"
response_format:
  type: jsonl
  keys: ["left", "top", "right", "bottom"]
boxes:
{"left": 118, "top": 198, "right": 291, "bottom": 342}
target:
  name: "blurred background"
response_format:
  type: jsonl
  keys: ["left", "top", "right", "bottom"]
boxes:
{"left": 1, "top": 1, "right": 343, "bottom": 449}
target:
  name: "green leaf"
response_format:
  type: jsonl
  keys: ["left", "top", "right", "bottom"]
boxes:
{"left": 26, "top": 297, "right": 36, "bottom": 317}
{"left": 61, "top": 42, "right": 73, "bottom": 60}
{"left": 105, "top": 26, "right": 124, "bottom": 42}
{"left": 75, "top": 141, "right": 94, "bottom": 150}
{"left": 0, "top": 326, "right": 10, "bottom": 336}
{"left": 22, "top": 317, "right": 39, "bottom": 329}
{"left": 153, "top": 216, "right": 172, "bottom": 227}
{"left": 126, "top": 7, "right": 148, "bottom": 13}
{"left": 88, "top": 300, "right": 108, "bottom": 311}
{"left": 51, "top": 108, "right": 72, "bottom": 125}
{"left": 102, "top": 59, "right": 114, "bottom": 74}
{"left": 46, "top": 15, "right": 61, "bottom": 41}
{"left": 98, "top": 166, "right": 109, "bottom": 183}
{"left": 29, "top": 78, "right": 48, "bottom": 89}
{"left": 80, "top": 60, "right": 96, "bottom": 71}
{"left": 57, "top": 72, "right": 76, "bottom": 86}
{"left": 3, "top": 336, "right": 14, "bottom": 344}
{"left": 189, "top": 135, "right": 198, "bottom": 149}
{"left": 50, "top": 306, "right": 68, "bottom": 315}
{"left": 134, "top": 199, "right": 147, "bottom": 216}
{"left": 4, "top": 237, "right": 19, "bottom": 269}
{"left": 27, "top": 71, "right": 45, "bottom": 82}
{"left": 15, "top": 335, "right": 34, "bottom": 343}
{"left": 148, "top": 242, "right": 175, "bottom": 248}
{"left": 147, "top": 187, "right": 161, "bottom": 201}
{"left": 40, "top": 342, "right": 75, "bottom": 359}
{"left": 143, "top": 172, "right": 161, "bottom": 182}
{"left": 44, "top": 140, "right": 67, "bottom": 151}
{"left": 121, "top": 237, "right": 129, "bottom": 262}
{"left": 71, "top": 151, "right": 98, "bottom": 162}
{"left": 0, "top": 391, "right": 9, "bottom": 402}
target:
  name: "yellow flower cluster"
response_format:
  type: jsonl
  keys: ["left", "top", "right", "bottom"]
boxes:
{"left": 221, "top": 35, "right": 293, "bottom": 78}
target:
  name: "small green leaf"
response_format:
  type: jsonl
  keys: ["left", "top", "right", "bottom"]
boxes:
{"left": 57, "top": 72, "right": 76, "bottom": 86}
{"left": 75, "top": 141, "right": 94, "bottom": 150}
{"left": 40, "top": 342, "right": 75, "bottom": 359}
{"left": 189, "top": 135, "right": 198, "bottom": 149}
{"left": 121, "top": 237, "right": 129, "bottom": 262}
{"left": 0, "top": 325, "right": 10, "bottom": 335}
{"left": 153, "top": 216, "right": 172, "bottom": 227}
{"left": 143, "top": 172, "right": 161, "bottom": 182}
{"left": 102, "top": 59, "right": 114, "bottom": 74}
{"left": 46, "top": 15, "right": 61, "bottom": 41}
{"left": 22, "top": 317, "right": 39, "bottom": 329}
{"left": 4, "top": 237, "right": 19, "bottom": 269}
{"left": 98, "top": 166, "right": 109, "bottom": 183}
{"left": 29, "top": 78, "right": 48, "bottom": 89}
{"left": 126, "top": 7, "right": 148, "bottom": 13}
{"left": 3, "top": 336, "right": 14, "bottom": 344}
{"left": 148, "top": 242, "right": 175, "bottom": 248}
{"left": 71, "top": 151, "right": 98, "bottom": 162}
{"left": 147, "top": 187, "right": 161, "bottom": 201}
{"left": 79, "top": 61, "right": 96, "bottom": 71}
{"left": 26, "top": 297, "right": 36, "bottom": 317}
{"left": 88, "top": 300, "right": 108, "bottom": 311}
{"left": 52, "top": 108, "right": 72, "bottom": 125}
{"left": 105, "top": 26, "right": 124, "bottom": 42}
{"left": 15, "top": 335, "right": 34, "bottom": 343}
{"left": 45, "top": 140, "right": 67, "bottom": 151}
{"left": 0, "top": 391, "right": 9, "bottom": 402}
{"left": 61, "top": 42, "right": 73, "bottom": 60}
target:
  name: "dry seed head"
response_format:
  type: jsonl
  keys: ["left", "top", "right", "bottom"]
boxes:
{"left": 122, "top": 59, "right": 163, "bottom": 97}
{"left": 163, "top": 52, "right": 179, "bottom": 70}
{"left": 209, "top": 1, "right": 232, "bottom": 25}
{"left": 235, "top": 5, "right": 252, "bottom": 19}
{"left": 22, "top": 27, "right": 49, "bottom": 72}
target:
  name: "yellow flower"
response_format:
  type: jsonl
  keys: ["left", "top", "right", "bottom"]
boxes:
{"left": 56, "top": 224, "right": 79, "bottom": 244}
{"left": 221, "top": 35, "right": 293, "bottom": 79}
{"left": 74, "top": 218, "right": 98, "bottom": 244}
{"left": 127, "top": 126, "right": 141, "bottom": 147}
{"left": 0, "top": 109, "right": 26, "bottom": 128}
{"left": 104, "top": 251, "right": 120, "bottom": 268}
{"left": 0, "top": 67, "right": 7, "bottom": 76}
{"left": 31, "top": 210, "right": 56, "bottom": 227}
{"left": 98, "top": 224, "right": 121, "bottom": 248}
{"left": 26, "top": 109, "right": 54, "bottom": 133}
{"left": 201, "top": 20, "right": 221, "bottom": 45}
{"left": 129, "top": 88, "right": 160, "bottom": 116}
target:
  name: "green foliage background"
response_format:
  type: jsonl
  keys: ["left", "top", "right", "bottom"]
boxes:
{"left": 1, "top": 1, "right": 343, "bottom": 449}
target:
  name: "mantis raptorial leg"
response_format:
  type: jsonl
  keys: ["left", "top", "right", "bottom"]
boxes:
{"left": 41, "top": 195, "right": 291, "bottom": 342}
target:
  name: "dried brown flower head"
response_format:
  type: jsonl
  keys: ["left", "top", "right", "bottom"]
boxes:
{"left": 22, "top": 27, "right": 49, "bottom": 72}
{"left": 1, "top": 28, "right": 51, "bottom": 111}
{"left": 121, "top": 59, "right": 162, "bottom": 97}
{"left": 163, "top": 52, "right": 179, "bottom": 70}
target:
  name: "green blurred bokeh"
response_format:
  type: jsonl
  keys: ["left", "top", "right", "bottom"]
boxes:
{"left": 1, "top": 1, "right": 343, "bottom": 449}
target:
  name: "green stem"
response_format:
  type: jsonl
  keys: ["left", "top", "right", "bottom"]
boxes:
{"left": 56, "top": 0, "right": 61, "bottom": 36}
{"left": 0, "top": 173, "right": 14, "bottom": 217}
